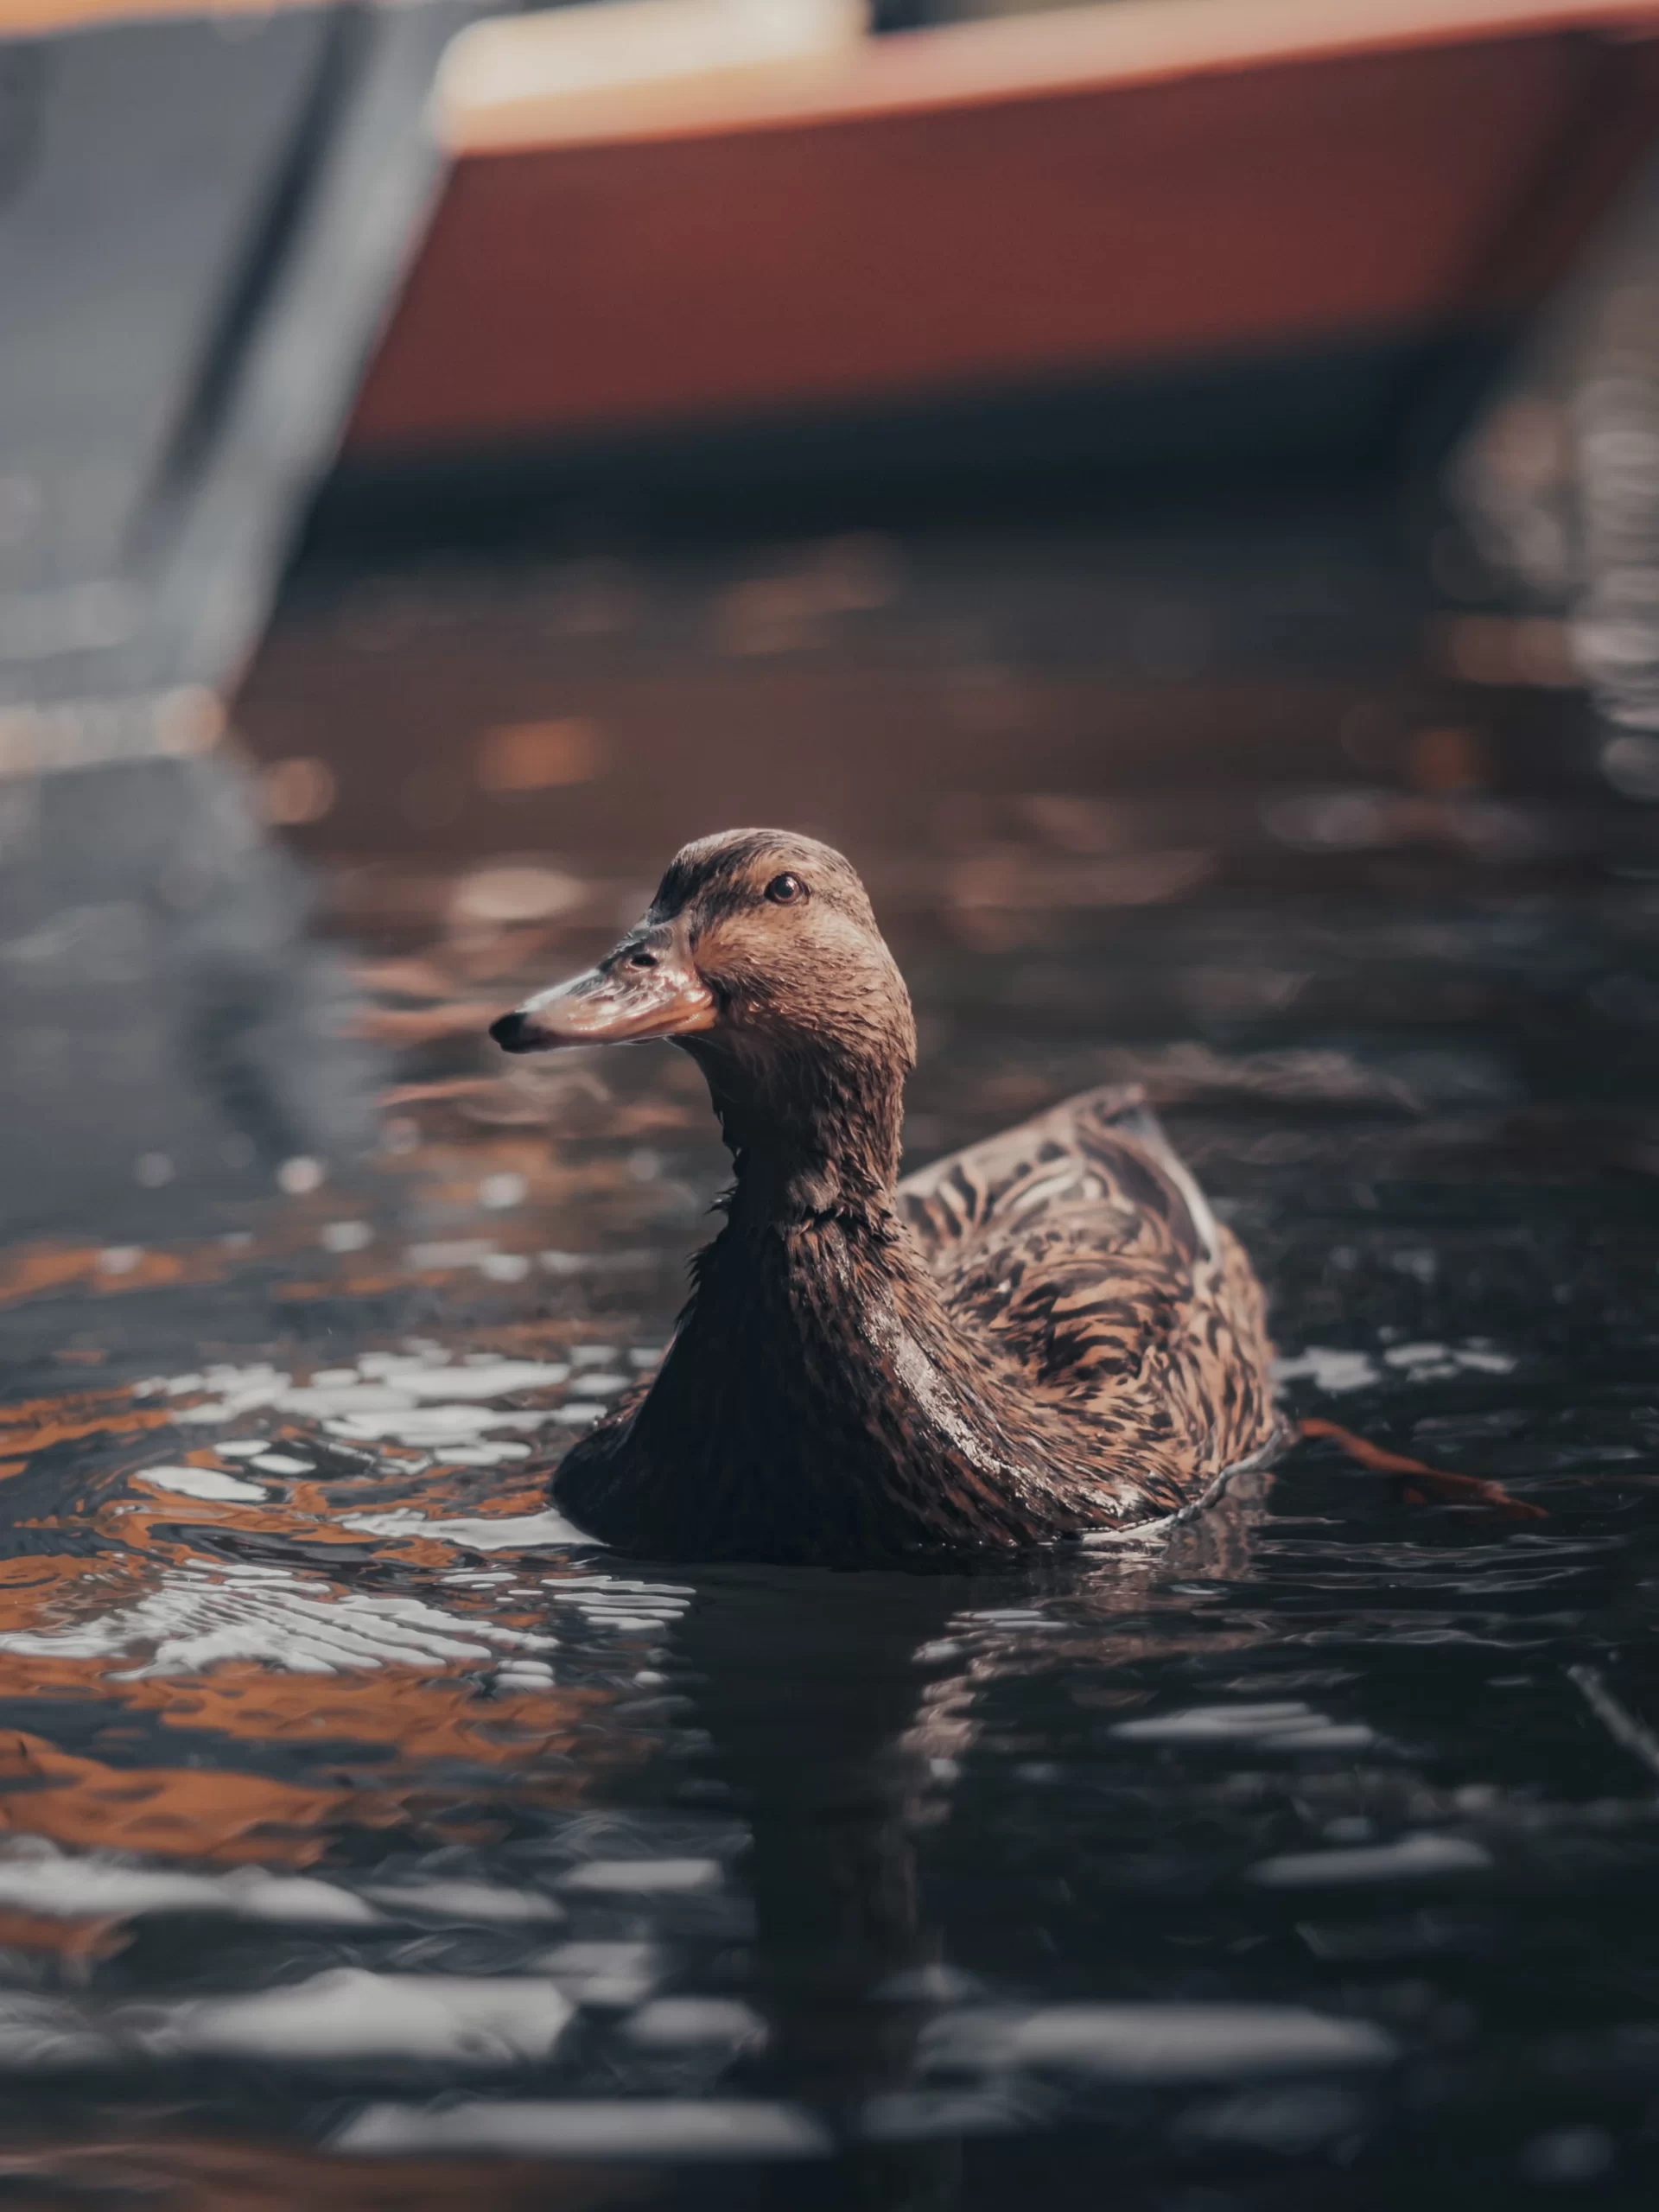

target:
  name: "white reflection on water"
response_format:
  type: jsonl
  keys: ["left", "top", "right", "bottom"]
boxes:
{"left": 0, "top": 1840, "right": 568, "bottom": 1931}
{"left": 531, "top": 1941, "right": 666, "bottom": 2010}
{"left": 153, "top": 1968, "right": 573, "bottom": 2064}
{"left": 0, "top": 1842, "right": 380, "bottom": 1924}
{"left": 1109, "top": 1701, "right": 1377, "bottom": 1753}
{"left": 134, "top": 1352, "right": 588, "bottom": 1469}
{"left": 0, "top": 1969, "right": 574, "bottom": 2071}
{"left": 1274, "top": 1340, "right": 1515, "bottom": 1395}
{"left": 335, "top": 2098, "right": 833, "bottom": 2159}
{"left": 0, "top": 1562, "right": 554, "bottom": 1677}
{"left": 920, "top": 2003, "right": 1399, "bottom": 2082}
{"left": 624, "top": 1996, "right": 767, "bottom": 2050}
{"left": 135, "top": 1465, "right": 269, "bottom": 1502}
{"left": 1247, "top": 1834, "right": 1494, "bottom": 1888}
{"left": 340, "top": 1505, "right": 589, "bottom": 1548}
{"left": 561, "top": 1858, "right": 721, "bottom": 1895}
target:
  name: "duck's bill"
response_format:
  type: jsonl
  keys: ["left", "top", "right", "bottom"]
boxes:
{"left": 490, "top": 954, "right": 715, "bottom": 1052}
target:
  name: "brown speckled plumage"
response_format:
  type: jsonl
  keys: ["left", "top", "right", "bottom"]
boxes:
{"left": 492, "top": 830, "right": 1285, "bottom": 1565}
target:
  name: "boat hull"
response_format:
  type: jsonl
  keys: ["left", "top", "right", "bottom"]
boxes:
{"left": 343, "top": 6, "right": 1659, "bottom": 483}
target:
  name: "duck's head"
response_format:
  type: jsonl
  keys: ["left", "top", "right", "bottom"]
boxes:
{"left": 490, "top": 830, "right": 915, "bottom": 1099}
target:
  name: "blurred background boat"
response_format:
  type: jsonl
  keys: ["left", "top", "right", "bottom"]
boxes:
{"left": 342, "top": 0, "right": 1659, "bottom": 517}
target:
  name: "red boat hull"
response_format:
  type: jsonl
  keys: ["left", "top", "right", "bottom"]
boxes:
{"left": 346, "top": 2, "right": 1659, "bottom": 472}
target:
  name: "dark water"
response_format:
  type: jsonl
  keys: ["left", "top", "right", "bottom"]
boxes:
{"left": 5, "top": 502, "right": 1659, "bottom": 2209}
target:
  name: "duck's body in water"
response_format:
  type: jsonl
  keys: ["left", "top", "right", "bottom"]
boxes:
{"left": 492, "top": 830, "right": 1286, "bottom": 1565}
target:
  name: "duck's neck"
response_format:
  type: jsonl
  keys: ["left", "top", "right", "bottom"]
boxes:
{"left": 693, "top": 1042, "right": 906, "bottom": 1231}
{"left": 658, "top": 1036, "right": 974, "bottom": 1454}
{"left": 682, "top": 1045, "right": 1046, "bottom": 1472}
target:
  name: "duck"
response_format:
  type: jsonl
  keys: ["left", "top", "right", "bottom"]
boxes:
{"left": 490, "top": 829, "right": 1288, "bottom": 1565}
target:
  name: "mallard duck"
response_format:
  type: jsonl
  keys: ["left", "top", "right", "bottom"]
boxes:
{"left": 490, "top": 830, "right": 1287, "bottom": 1564}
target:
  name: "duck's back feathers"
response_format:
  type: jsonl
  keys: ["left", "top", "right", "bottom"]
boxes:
{"left": 898, "top": 1085, "right": 1280, "bottom": 1484}
{"left": 898, "top": 1085, "right": 1216, "bottom": 1274}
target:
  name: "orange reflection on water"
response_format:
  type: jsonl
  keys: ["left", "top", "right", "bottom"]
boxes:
{"left": 0, "top": 1376, "right": 649, "bottom": 1871}
{"left": 0, "top": 1630, "right": 629, "bottom": 1866}
{"left": 0, "top": 1391, "right": 175, "bottom": 1458}
{"left": 0, "top": 1243, "right": 240, "bottom": 1312}
{"left": 0, "top": 1731, "right": 365, "bottom": 1865}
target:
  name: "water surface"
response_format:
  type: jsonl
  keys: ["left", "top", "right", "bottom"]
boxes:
{"left": 3, "top": 505, "right": 1659, "bottom": 2208}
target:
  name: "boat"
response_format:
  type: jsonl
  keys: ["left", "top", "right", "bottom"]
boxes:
{"left": 336, "top": 0, "right": 1659, "bottom": 508}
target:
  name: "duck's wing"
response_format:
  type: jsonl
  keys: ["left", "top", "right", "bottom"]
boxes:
{"left": 897, "top": 1085, "right": 1275, "bottom": 1464}
{"left": 898, "top": 1084, "right": 1219, "bottom": 1283}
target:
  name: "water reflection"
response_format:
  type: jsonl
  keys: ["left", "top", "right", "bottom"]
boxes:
{"left": 0, "top": 752, "right": 381, "bottom": 1242}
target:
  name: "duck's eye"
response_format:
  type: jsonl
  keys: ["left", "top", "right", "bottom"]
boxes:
{"left": 765, "top": 872, "right": 806, "bottom": 906}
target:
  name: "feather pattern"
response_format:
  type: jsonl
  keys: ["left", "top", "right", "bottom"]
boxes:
{"left": 899, "top": 1084, "right": 1281, "bottom": 1507}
